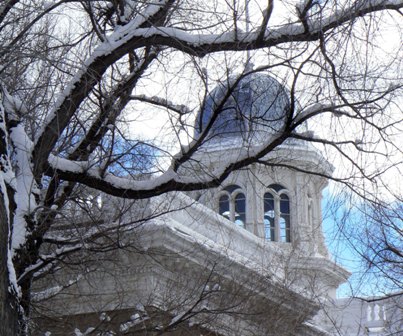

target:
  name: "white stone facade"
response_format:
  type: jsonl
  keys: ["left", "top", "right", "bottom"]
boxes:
{"left": 34, "top": 72, "right": 401, "bottom": 336}
{"left": 329, "top": 295, "right": 402, "bottom": 335}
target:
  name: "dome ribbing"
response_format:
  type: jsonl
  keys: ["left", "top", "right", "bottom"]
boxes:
{"left": 195, "top": 73, "right": 292, "bottom": 144}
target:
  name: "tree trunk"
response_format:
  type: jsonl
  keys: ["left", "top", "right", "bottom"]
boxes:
{"left": 0, "top": 192, "right": 19, "bottom": 335}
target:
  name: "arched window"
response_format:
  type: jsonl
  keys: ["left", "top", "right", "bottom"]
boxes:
{"left": 264, "top": 184, "right": 291, "bottom": 242}
{"left": 218, "top": 185, "right": 246, "bottom": 228}
{"left": 219, "top": 194, "right": 230, "bottom": 220}
{"left": 263, "top": 192, "right": 275, "bottom": 241}
{"left": 279, "top": 194, "right": 291, "bottom": 242}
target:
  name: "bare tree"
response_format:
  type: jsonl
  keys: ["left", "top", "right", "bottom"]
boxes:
{"left": 1, "top": 0, "right": 402, "bottom": 335}
{"left": 326, "top": 193, "right": 402, "bottom": 294}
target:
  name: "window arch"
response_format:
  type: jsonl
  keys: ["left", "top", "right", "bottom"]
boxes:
{"left": 218, "top": 185, "right": 246, "bottom": 228}
{"left": 264, "top": 184, "right": 291, "bottom": 242}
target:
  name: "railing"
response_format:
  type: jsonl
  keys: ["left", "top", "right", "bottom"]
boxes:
{"left": 366, "top": 302, "right": 386, "bottom": 323}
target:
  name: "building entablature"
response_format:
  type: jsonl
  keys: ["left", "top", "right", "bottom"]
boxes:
{"left": 191, "top": 139, "right": 334, "bottom": 179}
{"left": 143, "top": 193, "right": 347, "bottom": 298}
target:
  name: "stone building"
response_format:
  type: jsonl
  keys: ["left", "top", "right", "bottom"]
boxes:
{"left": 33, "top": 72, "right": 401, "bottom": 336}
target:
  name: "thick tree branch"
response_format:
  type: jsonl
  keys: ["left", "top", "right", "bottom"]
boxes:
{"left": 32, "top": 0, "right": 175, "bottom": 180}
{"left": 32, "top": 0, "right": 403, "bottom": 181}
{"left": 44, "top": 130, "right": 292, "bottom": 199}
{"left": 0, "top": 0, "right": 19, "bottom": 30}
{"left": 257, "top": 0, "right": 274, "bottom": 42}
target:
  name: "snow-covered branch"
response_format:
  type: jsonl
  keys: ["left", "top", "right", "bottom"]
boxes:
{"left": 0, "top": 0, "right": 402, "bottom": 333}
{"left": 31, "top": 274, "right": 83, "bottom": 303}
{"left": 17, "top": 244, "right": 82, "bottom": 284}
{"left": 32, "top": 0, "right": 174, "bottom": 180}
{"left": 31, "top": 0, "right": 403, "bottom": 181}
{"left": 130, "top": 94, "right": 192, "bottom": 115}
{"left": 45, "top": 129, "right": 290, "bottom": 199}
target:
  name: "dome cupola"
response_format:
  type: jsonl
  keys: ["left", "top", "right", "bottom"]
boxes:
{"left": 195, "top": 73, "right": 292, "bottom": 145}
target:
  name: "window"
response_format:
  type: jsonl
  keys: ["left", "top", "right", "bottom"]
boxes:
{"left": 218, "top": 185, "right": 246, "bottom": 228}
{"left": 264, "top": 184, "right": 291, "bottom": 242}
{"left": 263, "top": 192, "right": 275, "bottom": 241}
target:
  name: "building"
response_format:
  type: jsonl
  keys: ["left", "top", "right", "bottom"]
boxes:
{"left": 329, "top": 295, "right": 402, "bottom": 335}
{"left": 33, "top": 72, "right": 401, "bottom": 336}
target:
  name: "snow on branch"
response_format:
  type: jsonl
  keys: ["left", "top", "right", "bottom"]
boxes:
{"left": 45, "top": 130, "right": 288, "bottom": 199}
{"left": 9, "top": 123, "right": 39, "bottom": 253}
{"left": 32, "top": 0, "right": 173, "bottom": 179}
{"left": 17, "top": 244, "right": 82, "bottom": 284}
{"left": 130, "top": 94, "right": 192, "bottom": 115}
{"left": 291, "top": 102, "right": 353, "bottom": 125}
{"left": 31, "top": 274, "right": 83, "bottom": 302}
{"left": 98, "top": 0, "right": 403, "bottom": 57}
{"left": 31, "top": 0, "right": 402, "bottom": 181}
{"left": 1, "top": 85, "right": 40, "bottom": 259}
{"left": 0, "top": 85, "right": 21, "bottom": 298}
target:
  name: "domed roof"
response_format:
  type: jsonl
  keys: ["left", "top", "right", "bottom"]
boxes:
{"left": 195, "top": 73, "right": 292, "bottom": 144}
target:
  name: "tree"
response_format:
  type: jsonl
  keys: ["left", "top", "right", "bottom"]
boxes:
{"left": 325, "top": 193, "right": 402, "bottom": 294}
{"left": 0, "top": 0, "right": 402, "bottom": 334}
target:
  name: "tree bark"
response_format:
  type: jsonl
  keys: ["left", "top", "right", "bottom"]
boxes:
{"left": 0, "top": 192, "right": 19, "bottom": 336}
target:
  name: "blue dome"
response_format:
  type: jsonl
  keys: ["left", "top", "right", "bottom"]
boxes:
{"left": 195, "top": 73, "right": 292, "bottom": 143}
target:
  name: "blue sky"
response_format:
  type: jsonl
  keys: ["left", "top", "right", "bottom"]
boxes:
{"left": 322, "top": 188, "right": 401, "bottom": 298}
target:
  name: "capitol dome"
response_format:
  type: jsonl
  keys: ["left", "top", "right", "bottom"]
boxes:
{"left": 195, "top": 73, "right": 293, "bottom": 144}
